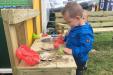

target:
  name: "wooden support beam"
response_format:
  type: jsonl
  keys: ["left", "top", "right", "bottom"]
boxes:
{"left": 55, "top": 11, "right": 113, "bottom": 18}
{"left": 33, "top": 0, "right": 42, "bottom": 34}
{"left": 25, "top": 19, "right": 34, "bottom": 46}
{"left": 1, "top": 9, "right": 38, "bottom": 24}
{"left": 2, "top": 22, "right": 18, "bottom": 75}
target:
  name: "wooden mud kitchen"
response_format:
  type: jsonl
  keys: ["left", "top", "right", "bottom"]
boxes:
{"left": 1, "top": 9, "right": 77, "bottom": 75}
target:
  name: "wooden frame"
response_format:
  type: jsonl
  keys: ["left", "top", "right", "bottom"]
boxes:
{"left": 1, "top": 9, "right": 77, "bottom": 75}
{"left": 1, "top": 9, "right": 38, "bottom": 75}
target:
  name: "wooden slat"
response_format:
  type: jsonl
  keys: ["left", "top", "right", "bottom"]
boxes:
{"left": 89, "top": 11, "right": 113, "bottom": 17}
{"left": 56, "top": 16, "right": 113, "bottom": 23}
{"left": 62, "top": 27, "right": 113, "bottom": 33}
{"left": 56, "top": 23, "right": 113, "bottom": 33}
{"left": 88, "top": 16, "right": 113, "bottom": 22}
{"left": 56, "top": 18, "right": 65, "bottom": 23}
{"left": 1, "top": 9, "right": 38, "bottom": 24}
{"left": 55, "top": 11, "right": 113, "bottom": 18}
{"left": 17, "top": 68, "right": 75, "bottom": 75}
{"left": 91, "top": 22, "right": 113, "bottom": 28}
{"left": 17, "top": 69, "right": 61, "bottom": 75}
{"left": 93, "top": 27, "right": 113, "bottom": 33}
{"left": 15, "top": 22, "right": 26, "bottom": 45}
{"left": 56, "top": 23, "right": 70, "bottom": 29}
{"left": 3, "top": 22, "right": 18, "bottom": 75}
{"left": 56, "top": 22, "right": 113, "bottom": 28}
{"left": 57, "top": 27, "right": 113, "bottom": 33}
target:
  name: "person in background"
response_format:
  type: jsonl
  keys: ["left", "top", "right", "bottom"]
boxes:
{"left": 62, "top": 2, "right": 94, "bottom": 75}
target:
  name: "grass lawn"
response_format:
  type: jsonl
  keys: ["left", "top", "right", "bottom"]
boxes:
{"left": 85, "top": 32, "right": 113, "bottom": 75}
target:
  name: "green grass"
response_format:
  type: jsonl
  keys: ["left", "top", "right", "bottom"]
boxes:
{"left": 85, "top": 32, "right": 113, "bottom": 75}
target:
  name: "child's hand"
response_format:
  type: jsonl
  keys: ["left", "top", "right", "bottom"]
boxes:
{"left": 64, "top": 48, "right": 72, "bottom": 55}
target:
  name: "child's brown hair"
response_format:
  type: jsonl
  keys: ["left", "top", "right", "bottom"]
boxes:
{"left": 62, "top": 2, "right": 84, "bottom": 18}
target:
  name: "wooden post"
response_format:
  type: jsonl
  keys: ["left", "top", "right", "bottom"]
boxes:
{"left": 33, "top": 0, "right": 42, "bottom": 34}
{"left": 24, "top": 19, "right": 34, "bottom": 46}
{"left": 3, "top": 22, "right": 18, "bottom": 75}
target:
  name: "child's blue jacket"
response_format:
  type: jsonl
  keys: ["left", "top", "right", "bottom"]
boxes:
{"left": 64, "top": 22, "right": 94, "bottom": 65}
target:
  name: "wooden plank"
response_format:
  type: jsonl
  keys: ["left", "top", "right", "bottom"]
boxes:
{"left": 15, "top": 18, "right": 34, "bottom": 47}
{"left": 55, "top": 12, "right": 63, "bottom": 18}
{"left": 93, "top": 27, "right": 113, "bottom": 33}
{"left": 17, "top": 70, "right": 61, "bottom": 75}
{"left": 55, "top": 11, "right": 113, "bottom": 18}
{"left": 33, "top": 0, "right": 42, "bottom": 34}
{"left": 56, "top": 23, "right": 113, "bottom": 33}
{"left": 17, "top": 68, "right": 75, "bottom": 75}
{"left": 56, "top": 22, "right": 113, "bottom": 28}
{"left": 89, "top": 11, "right": 113, "bottom": 17}
{"left": 91, "top": 22, "right": 113, "bottom": 28}
{"left": 56, "top": 23, "right": 70, "bottom": 29}
{"left": 2, "top": 22, "right": 18, "bottom": 75}
{"left": 15, "top": 22, "right": 26, "bottom": 45}
{"left": 88, "top": 16, "right": 113, "bottom": 22}
{"left": 56, "top": 18, "right": 65, "bottom": 23}
{"left": 24, "top": 19, "right": 34, "bottom": 47}
{"left": 56, "top": 16, "right": 113, "bottom": 23}
{"left": 59, "top": 27, "right": 113, "bottom": 33}
{"left": 1, "top": 9, "right": 38, "bottom": 24}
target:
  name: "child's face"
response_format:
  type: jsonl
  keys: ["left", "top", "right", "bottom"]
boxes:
{"left": 63, "top": 12, "right": 81, "bottom": 27}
